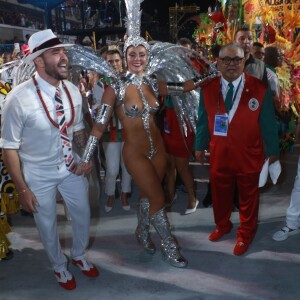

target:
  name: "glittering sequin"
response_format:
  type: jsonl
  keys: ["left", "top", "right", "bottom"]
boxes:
{"left": 111, "top": 72, "right": 159, "bottom": 159}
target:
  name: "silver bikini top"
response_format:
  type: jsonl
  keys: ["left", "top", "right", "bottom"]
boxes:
{"left": 110, "top": 71, "right": 160, "bottom": 159}
{"left": 110, "top": 72, "right": 160, "bottom": 117}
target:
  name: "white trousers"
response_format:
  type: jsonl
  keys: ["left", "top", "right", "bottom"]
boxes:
{"left": 102, "top": 142, "right": 131, "bottom": 196}
{"left": 286, "top": 156, "right": 300, "bottom": 229}
{"left": 22, "top": 162, "right": 90, "bottom": 271}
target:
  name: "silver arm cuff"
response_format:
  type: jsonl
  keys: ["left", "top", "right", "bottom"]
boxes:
{"left": 81, "top": 135, "right": 98, "bottom": 163}
{"left": 166, "top": 82, "right": 184, "bottom": 95}
{"left": 95, "top": 103, "right": 113, "bottom": 127}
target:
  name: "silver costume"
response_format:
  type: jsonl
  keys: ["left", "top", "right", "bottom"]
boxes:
{"left": 123, "top": 0, "right": 150, "bottom": 61}
{"left": 111, "top": 72, "right": 159, "bottom": 159}
{"left": 81, "top": 136, "right": 98, "bottom": 163}
{"left": 135, "top": 198, "right": 156, "bottom": 254}
{"left": 95, "top": 103, "right": 113, "bottom": 126}
{"left": 79, "top": 70, "right": 160, "bottom": 162}
{"left": 66, "top": 0, "right": 216, "bottom": 269}
{"left": 68, "top": 42, "right": 213, "bottom": 147}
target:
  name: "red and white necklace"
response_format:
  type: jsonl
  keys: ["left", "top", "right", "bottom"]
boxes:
{"left": 32, "top": 75, "right": 75, "bottom": 129}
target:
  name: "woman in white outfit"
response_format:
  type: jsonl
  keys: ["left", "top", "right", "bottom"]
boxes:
{"left": 102, "top": 48, "right": 132, "bottom": 212}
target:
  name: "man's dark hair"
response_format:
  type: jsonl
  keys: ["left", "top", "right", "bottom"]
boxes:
{"left": 210, "top": 44, "right": 222, "bottom": 58}
{"left": 177, "top": 37, "right": 192, "bottom": 47}
{"left": 106, "top": 49, "right": 123, "bottom": 58}
{"left": 264, "top": 46, "right": 280, "bottom": 67}
{"left": 234, "top": 28, "right": 252, "bottom": 40}
{"left": 98, "top": 45, "right": 108, "bottom": 58}
{"left": 253, "top": 42, "right": 264, "bottom": 48}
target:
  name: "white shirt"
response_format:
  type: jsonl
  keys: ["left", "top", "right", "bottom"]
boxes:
{"left": 92, "top": 80, "right": 104, "bottom": 110}
{"left": 1, "top": 72, "right": 84, "bottom": 167}
{"left": 221, "top": 74, "right": 245, "bottom": 122}
{"left": 266, "top": 67, "right": 280, "bottom": 99}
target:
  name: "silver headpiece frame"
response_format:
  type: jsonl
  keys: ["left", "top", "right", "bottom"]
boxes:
{"left": 123, "top": 0, "right": 150, "bottom": 56}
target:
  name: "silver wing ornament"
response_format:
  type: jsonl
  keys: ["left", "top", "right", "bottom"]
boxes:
{"left": 13, "top": 61, "right": 35, "bottom": 87}
{"left": 67, "top": 43, "right": 216, "bottom": 137}
{"left": 146, "top": 41, "right": 212, "bottom": 135}
{"left": 1, "top": 60, "right": 34, "bottom": 88}
{"left": 12, "top": 45, "right": 118, "bottom": 87}
{"left": 68, "top": 45, "right": 118, "bottom": 79}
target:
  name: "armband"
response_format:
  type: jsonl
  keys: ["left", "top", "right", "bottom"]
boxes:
{"left": 81, "top": 135, "right": 98, "bottom": 163}
{"left": 95, "top": 103, "right": 113, "bottom": 126}
{"left": 166, "top": 82, "right": 184, "bottom": 95}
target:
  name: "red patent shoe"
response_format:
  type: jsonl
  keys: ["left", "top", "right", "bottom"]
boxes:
{"left": 54, "top": 269, "right": 76, "bottom": 290}
{"left": 208, "top": 223, "right": 233, "bottom": 241}
{"left": 72, "top": 257, "right": 99, "bottom": 278}
{"left": 233, "top": 240, "right": 250, "bottom": 256}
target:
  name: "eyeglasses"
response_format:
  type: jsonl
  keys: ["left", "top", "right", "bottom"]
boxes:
{"left": 219, "top": 56, "right": 244, "bottom": 65}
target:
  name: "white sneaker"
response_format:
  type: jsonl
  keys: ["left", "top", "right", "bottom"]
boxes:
{"left": 104, "top": 205, "right": 113, "bottom": 213}
{"left": 272, "top": 226, "right": 300, "bottom": 241}
{"left": 122, "top": 205, "right": 131, "bottom": 211}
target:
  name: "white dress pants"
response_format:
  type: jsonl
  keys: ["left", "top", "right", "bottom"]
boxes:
{"left": 22, "top": 162, "right": 90, "bottom": 271}
{"left": 102, "top": 142, "right": 131, "bottom": 196}
{"left": 286, "top": 156, "right": 300, "bottom": 229}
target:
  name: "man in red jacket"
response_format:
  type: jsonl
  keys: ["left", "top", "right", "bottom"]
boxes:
{"left": 195, "top": 43, "right": 279, "bottom": 256}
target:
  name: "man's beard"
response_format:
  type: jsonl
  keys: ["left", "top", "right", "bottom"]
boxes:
{"left": 44, "top": 62, "right": 68, "bottom": 80}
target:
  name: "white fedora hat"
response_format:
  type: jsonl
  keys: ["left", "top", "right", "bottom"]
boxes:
{"left": 24, "top": 29, "right": 73, "bottom": 64}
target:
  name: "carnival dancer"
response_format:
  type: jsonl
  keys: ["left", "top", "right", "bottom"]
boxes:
{"left": 195, "top": 43, "right": 279, "bottom": 256}
{"left": 161, "top": 37, "right": 209, "bottom": 214}
{"left": 74, "top": 0, "right": 214, "bottom": 268}
{"left": 1, "top": 29, "right": 99, "bottom": 290}
{"left": 102, "top": 48, "right": 132, "bottom": 212}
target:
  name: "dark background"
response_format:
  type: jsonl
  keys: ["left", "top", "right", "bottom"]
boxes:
{"left": 142, "top": 0, "right": 215, "bottom": 22}
{"left": 141, "top": 0, "right": 216, "bottom": 41}
{"left": 16, "top": 0, "right": 217, "bottom": 42}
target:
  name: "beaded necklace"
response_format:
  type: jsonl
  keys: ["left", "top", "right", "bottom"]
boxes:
{"left": 32, "top": 75, "right": 75, "bottom": 129}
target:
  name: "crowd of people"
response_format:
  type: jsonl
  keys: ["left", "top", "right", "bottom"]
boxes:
{"left": 0, "top": 1, "right": 299, "bottom": 291}
{"left": 0, "top": 7, "right": 45, "bottom": 33}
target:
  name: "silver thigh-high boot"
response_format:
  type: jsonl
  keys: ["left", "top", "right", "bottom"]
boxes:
{"left": 150, "top": 208, "right": 188, "bottom": 268}
{"left": 135, "top": 198, "right": 156, "bottom": 254}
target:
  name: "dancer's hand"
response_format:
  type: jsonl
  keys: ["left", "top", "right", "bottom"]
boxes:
{"left": 268, "top": 155, "right": 279, "bottom": 165}
{"left": 195, "top": 150, "right": 206, "bottom": 164}
{"left": 75, "top": 161, "right": 93, "bottom": 176}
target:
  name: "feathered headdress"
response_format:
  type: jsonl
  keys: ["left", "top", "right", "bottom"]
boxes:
{"left": 123, "top": 0, "right": 150, "bottom": 55}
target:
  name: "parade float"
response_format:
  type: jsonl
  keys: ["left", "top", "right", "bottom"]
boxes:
{"left": 194, "top": 0, "right": 300, "bottom": 152}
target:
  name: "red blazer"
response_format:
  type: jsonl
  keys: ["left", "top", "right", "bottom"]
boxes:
{"left": 202, "top": 74, "right": 268, "bottom": 174}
